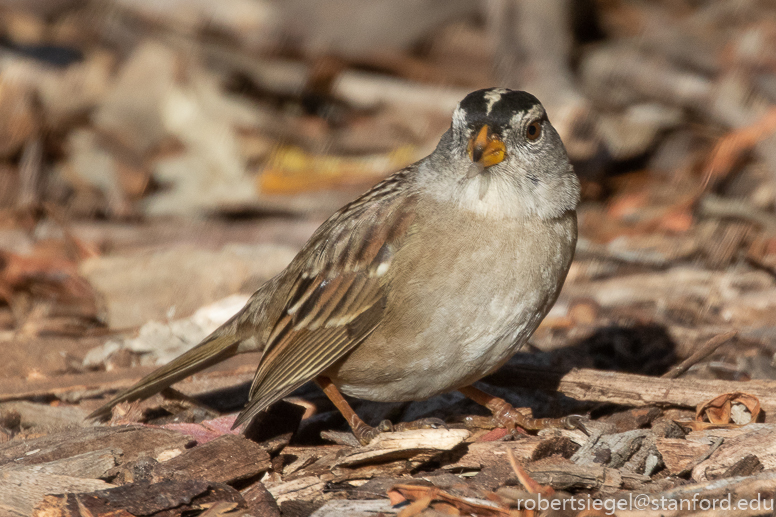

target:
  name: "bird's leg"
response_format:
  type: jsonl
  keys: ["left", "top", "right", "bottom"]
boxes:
{"left": 459, "top": 385, "right": 585, "bottom": 433}
{"left": 316, "top": 376, "right": 381, "bottom": 445}
{"left": 315, "top": 376, "right": 446, "bottom": 445}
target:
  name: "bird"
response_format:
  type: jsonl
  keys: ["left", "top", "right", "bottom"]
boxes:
{"left": 89, "top": 87, "right": 581, "bottom": 445}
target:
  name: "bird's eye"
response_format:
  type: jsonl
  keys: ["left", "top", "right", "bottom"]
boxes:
{"left": 526, "top": 121, "right": 542, "bottom": 141}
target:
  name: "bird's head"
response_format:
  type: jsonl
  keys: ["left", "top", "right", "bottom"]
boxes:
{"left": 422, "top": 88, "right": 580, "bottom": 220}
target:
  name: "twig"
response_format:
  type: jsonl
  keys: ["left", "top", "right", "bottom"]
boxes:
{"left": 503, "top": 366, "right": 776, "bottom": 420}
{"left": 16, "top": 138, "right": 42, "bottom": 211}
{"left": 662, "top": 331, "right": 737, "bottom": 379}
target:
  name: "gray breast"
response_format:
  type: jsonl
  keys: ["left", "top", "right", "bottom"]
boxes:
{"left": 326, "top": 206, "right": 576, "bottom": 402}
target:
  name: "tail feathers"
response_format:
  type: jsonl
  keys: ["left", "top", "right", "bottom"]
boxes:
{"left": 87, "top": 334, "right": 242, "bottom": 420}
{"left": 231, "top": 378, "right": 307, "bottom": 430}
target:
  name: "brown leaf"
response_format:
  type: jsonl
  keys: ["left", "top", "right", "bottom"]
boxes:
{"left": 430, "top": 501, "right": 462, "bottom": 515}
{"left": 695, "top": 392, "right": 761, "bottom": 425}
{"left": 397, "top": 494, "right": 433, "bottom": 517}
{"left": 387, "top": 488, "right": 408, "bottom": 506}
{"left": 702, "top": 107, "right": 776, "bottom": 189}
{"left": 1, "top": 250, "right": 95, "bottom": 300}
{"left": 388, "top": 484, "right": 510, "bottom": 517}
{"left": 507, "top": 448, "right": 554, "bottom": 497}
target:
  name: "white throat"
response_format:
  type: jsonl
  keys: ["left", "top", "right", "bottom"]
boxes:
{"left": 417, "top": 161, "right": 578, "bottom": 221}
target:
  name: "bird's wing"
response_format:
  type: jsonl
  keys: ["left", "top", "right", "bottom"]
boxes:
{"left": 233, "top": 169, "right": 417, "bottom": 427}
{"left": 87, "top": 333, "right": 242, "bottom": 420}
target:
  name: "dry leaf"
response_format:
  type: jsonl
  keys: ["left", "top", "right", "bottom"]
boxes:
{"left": 702, "top": 107, "right": 776, "bottom": 189}
{"left": 258, "top": 145, "right": 416, "bottom": 194}
{"left": 695, "top": 392, "right": 761, "bottom": 425}
{"left": 507, "top": 448, "right": 554, "bottom": 497}
{"left": 388, "top": 484, "right": 510, "bottom": 517}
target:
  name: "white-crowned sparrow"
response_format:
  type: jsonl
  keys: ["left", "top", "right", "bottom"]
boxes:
{"left": 90, "top": 88, "right": 581, "bottom": 444}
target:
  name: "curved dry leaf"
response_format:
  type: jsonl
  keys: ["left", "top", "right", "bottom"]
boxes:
{"left": 507, "top": 448, "right": 554, "bottom": 497}
{"left": 703, "top": 107, "right": 776, "bottom": 189}
{"left": 695, "top": 392, "right": 761, "bottom": 425}
{"left": 388, "top": 484, "right": 510, "bottom": 517}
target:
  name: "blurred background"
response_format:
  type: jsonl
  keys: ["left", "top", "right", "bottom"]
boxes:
{"left": 0, "top": 0, "right": 775, "bottom": 386}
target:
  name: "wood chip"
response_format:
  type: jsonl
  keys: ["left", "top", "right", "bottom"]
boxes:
{"left": 333, "top": 429, "right": 469, "bottom": 468}
{"left": 241, "top": 481, "right": 282, "bottom": 517}
{"left": 34, "top": 479, "right": 245, "bottom": 517}
{"left": 690, "top": 424, "right": 776, "bottom": 481}
{"left": 0, "top": 425, "right": 191, "bottom": 468}
{"left": 150, "top": 434, "right": 271, "bottom": 484}
{"left": 527, "top": 463, "right": 648, "bottom": 491}
{"left": 266, "top": 476, "right": 326, "bottom": 505}
{"left": 1, "top": 447, "right": 119, "bottom": 479}
{"left": 309, "top": 499, "right": 396, "bottom": 517}
{"left": 0, "top": 471, "right": 113, "bottom": 516}
{"left": 655, "top": 438, "right": 713, "bottom": 474}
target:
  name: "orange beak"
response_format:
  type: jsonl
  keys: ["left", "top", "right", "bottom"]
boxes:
{"left": 467, "top": 125, "right": 506, "bottom": 167}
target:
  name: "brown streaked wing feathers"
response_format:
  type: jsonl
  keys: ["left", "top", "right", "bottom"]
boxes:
{"left": 232, "top": 168, "right": 416, "bottom": 428}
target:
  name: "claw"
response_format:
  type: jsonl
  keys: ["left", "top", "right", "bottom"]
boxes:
{"left": 562, "top": 415, "right": 590, "bottom": 436}
{"left": 351, "top": 417, "right": 381, "bottom": 445}
{"left": 425, "top": 417, "right": 448, "bottom": 430}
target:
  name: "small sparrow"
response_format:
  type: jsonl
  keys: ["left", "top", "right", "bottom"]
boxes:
{"left": 90, "top": 88, "right": 581, "bottom": 444}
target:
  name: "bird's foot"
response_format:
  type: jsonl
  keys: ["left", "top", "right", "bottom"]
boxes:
{"left": 459, "top": 385, "right": 589, "bottom": 435}
{"left": 350, "top": 417, "right": 448, "bottom": 445}
{"left": 350, "top": 418, "right": 381, "bottom": 446}
{"left": 492, "top": 403, "right": 589, "bottom": 435}
{"left": 378, "top": 417, "right": 448, "bottom": 433}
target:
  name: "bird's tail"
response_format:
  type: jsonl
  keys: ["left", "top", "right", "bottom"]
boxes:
{"left": 87, "top": 332, "right": 244, "bottom": 420}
